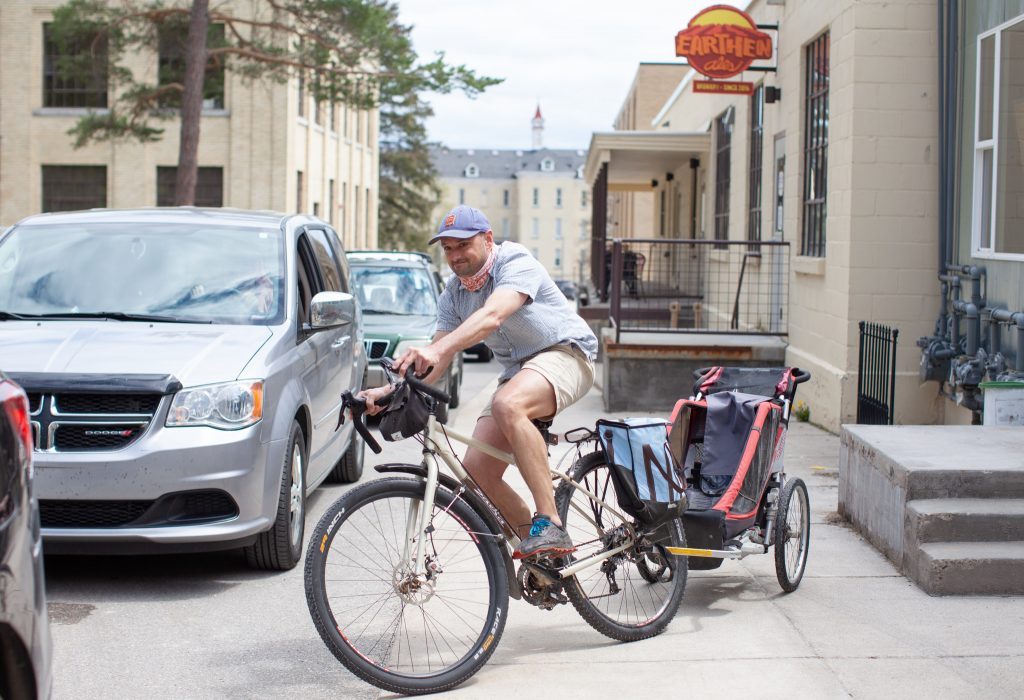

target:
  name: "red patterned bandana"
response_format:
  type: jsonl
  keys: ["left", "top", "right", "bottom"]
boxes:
{"left": 459, "top": 244, "right": 496, "bottom": 292}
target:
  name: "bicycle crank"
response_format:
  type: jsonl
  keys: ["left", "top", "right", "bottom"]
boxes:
{"left": 517, "top": 562, "right": 568, "bottom": 610}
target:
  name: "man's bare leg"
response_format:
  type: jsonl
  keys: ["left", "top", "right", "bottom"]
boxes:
{"left": 463, "top": 417, "right": 533, "bottom": 538}
{"left": 488, "top": 369, "right": 561, "bottom": 525}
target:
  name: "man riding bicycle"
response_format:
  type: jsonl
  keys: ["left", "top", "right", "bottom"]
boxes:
{"left": 360, "top": 205, "right": 598, "bottom": 559}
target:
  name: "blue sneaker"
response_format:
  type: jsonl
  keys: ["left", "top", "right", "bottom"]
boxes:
{"left": 513, "top": 514, "right": 575, "bottom": 559}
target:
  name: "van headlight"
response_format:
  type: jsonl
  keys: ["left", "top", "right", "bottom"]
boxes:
{"left": 166, "top": 380, "right": 264, "bottom": 429}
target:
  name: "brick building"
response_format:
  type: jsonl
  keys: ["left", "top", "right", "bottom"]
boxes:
{"left": 0, "top": 0, "right": 379, "bottom": 250}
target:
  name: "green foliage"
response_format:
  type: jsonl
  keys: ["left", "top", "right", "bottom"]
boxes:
{"left": 49, "top": 0, "right": 500, "bottom": 244}
{"left": 793, "top": 400, "right": 811, "bottom": 423}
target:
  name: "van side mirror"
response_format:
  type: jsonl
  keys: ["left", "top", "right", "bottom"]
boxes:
{"left": 311, "top": 291, "right": 355, "bottom": 328}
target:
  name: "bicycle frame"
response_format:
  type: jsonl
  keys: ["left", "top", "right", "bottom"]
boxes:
{"left": 401, "top": 414, "right": 637, "bottom": 583}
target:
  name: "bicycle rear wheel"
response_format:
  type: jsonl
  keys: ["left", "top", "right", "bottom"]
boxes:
{"left": 555, "top": 451, "right": 687, "bottom": 642}
{"left": 304, "top": 477, "right": 509, "bottom": 695}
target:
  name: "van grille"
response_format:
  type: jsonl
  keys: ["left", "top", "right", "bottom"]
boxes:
{"left": 364, "top": 339, "right": 390, "bottom": 360}
{"left": 28, "top": 392, "right": 160, "bottom": 452}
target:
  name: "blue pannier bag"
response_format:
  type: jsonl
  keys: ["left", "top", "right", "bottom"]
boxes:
{"left": 597, "top": 418, "right": 687, "bottom": 526}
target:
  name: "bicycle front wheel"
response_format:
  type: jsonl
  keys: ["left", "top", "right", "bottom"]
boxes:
{"left": 304, "top": 477, "right": 509, "bottom": 695}
{"left": 556, "top": 451, "right": 687, "bottom": 642}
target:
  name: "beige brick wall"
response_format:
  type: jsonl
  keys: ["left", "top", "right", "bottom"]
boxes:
{"left": 0, "top": 0, "right": 378, "bottom": 250}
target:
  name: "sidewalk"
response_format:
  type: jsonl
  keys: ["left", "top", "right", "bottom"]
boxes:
{"left": 433, "top": 382, "right": 1024, "bottom": 699}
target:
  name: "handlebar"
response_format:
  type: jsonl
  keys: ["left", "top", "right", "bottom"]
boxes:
{"left": 338, "top": 390, "right": 383, "bottom": 454}
{"left": 380, "top": 357, "right": 451, "bottom": 405}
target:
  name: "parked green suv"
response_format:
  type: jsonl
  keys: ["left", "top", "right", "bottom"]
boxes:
{"left": 348, "top": 251, "right": 462, "bottom": 422}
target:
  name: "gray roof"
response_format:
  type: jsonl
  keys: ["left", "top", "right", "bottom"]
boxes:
{"left": 430, "top": 146, "right": 587, "bottom": 180}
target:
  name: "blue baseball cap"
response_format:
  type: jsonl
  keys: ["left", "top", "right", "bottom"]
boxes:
{"left": 430, "top": 205, "right": 492, "bottom": 244}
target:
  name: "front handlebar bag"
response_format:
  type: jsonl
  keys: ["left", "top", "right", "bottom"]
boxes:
{"left": 378, "top": 381, "right": 431, "bottom": 442}
{"left": 597, "top": 418, "right": 687, "bottom": 526}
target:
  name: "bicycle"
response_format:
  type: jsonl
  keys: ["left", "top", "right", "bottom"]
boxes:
{"left": 304, "top": 360, "right": 688, "bottom": 695}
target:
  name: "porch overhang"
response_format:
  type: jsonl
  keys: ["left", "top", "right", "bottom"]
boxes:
{"left": 584, "top": 130, "right": 711, "bottom": 188}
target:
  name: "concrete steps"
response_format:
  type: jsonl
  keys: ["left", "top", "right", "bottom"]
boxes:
{"left": 907, "top": 499, "right": 1024, "bottom": 543}
{"left": 841, "top": 426, "right": 1024, "bottom": 595}
{"left": 913, "top": 541, "right": 1024, "bottom": 595}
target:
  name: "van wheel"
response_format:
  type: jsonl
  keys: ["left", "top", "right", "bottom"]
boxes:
{"left": 246, "top": 420, "right": 305, "bottom": 571}
{"left": 328, "top": 429, "right": 364, "bottom": 483}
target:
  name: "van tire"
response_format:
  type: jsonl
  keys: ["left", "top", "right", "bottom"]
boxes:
{"left": 245, "top": 420, "right": 305, "bottom": 570}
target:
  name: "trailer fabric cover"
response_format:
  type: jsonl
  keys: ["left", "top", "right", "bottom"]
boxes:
{"left": 701, "top": 392, "right": 764, "bottom": 477}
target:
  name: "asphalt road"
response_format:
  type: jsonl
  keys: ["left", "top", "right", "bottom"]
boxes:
{"left": 44, "top": 359, "right": 502, "bottom": 699}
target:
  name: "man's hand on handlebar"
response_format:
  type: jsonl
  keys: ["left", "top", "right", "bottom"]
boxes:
{"left": 393, "top": 344, "right": 449, "bottom": 384}
{"left": 356, "top": 385, "right": 394, "bottom": 416}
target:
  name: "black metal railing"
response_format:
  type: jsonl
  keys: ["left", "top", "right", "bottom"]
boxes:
{"left": 603, "top": 238, "right": 789, "bottom": 341}
{"left": 857, "top": 321, "right": 899, "bottom": 425}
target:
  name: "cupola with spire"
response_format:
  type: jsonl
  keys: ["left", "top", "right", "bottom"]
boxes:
{"left": 531, "top": 104, "right": 544, "bottom": 149}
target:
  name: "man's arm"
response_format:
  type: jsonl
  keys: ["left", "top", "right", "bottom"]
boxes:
{"left": 394, "top": 288, "right": 527, "bottom": 378}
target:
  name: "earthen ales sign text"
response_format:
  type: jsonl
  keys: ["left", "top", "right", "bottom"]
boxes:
{"left": 675, "top": 5, "right": 773, "bottom": 79}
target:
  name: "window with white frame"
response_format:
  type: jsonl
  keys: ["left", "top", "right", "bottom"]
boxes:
{"left": 555, "top": 218, "right": 563, "bottom": 239}
{"left": 579, "top": 220, "right": 588, "bottom": 239}
{"left": 556, "top": 188, "right": 563, "bottom": 207}
{"left": 503, "top": 189, "right": 510, "bottom": 207}
{"left": 974, "top": 18, "right": 1024, "bottom": 256}
{"left": 541, "top": 158, "right": 555, "bottom": 172}
{"left": 459, "top": 188, "right": 465, "bottom": 205}
{"left": 554, "top": 248, "right": 562, "bottom": 268}
{"left": 465, "top": 163, "right": 479, "bottom": 178}
{"left": 532, "top": 187, "right": 539, "bottom": 207}
{"left": 502, "top": 218, "right": 510, "bottom": 238}
{"left": 531, "top": 218, "right": 539, "bottom": 239}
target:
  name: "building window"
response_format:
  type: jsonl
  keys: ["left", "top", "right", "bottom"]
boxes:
{"left": 554, "top": 248, "right": 562, "bottom": 268}
{"left": 555, "top": 218, "right": 563, "bottom": 239}
{"left": 974, "top": 19, "right": 1024, "bottom": 256}
{"left": 156, "top": 166, "right": 223, "bottom": 207}
{"left": 330, "top": 102, "right": 337, "bottom": 132}
{"left": 297, "top": 72, "right": 306, "bottom": 119}
{"left": 582, "top": 190, "right": 588, "bottom": 208}
{"left": 531, "top": 218, "right": 539, "bottom": 239}
{"left": 748, "top": 84, "right": 765, "bottom": 242}
{"left": 556, "top": 188, "right": 563, "bottom": 207}
{"left": 354, "top": 185, "right": 361, "bottom": 243}
{"left": 42, "top": 165, "right": 106, "bottom": 212}
{"left": 341, "top": 182, "right": 348, "bottom": 239}
{"left": 328, "top": 179, "right": 335, "bottom": 226}
{"left": 714, "top": 108, "right": 733, "bottom": 243}
{"left": 541, "top": 158, "right": 555, "bottom": 172}
{"left": 531, "top": 247, "right": 540, "bottom": 258}
{"left": 459, "top": 188, "right": 465, "bottom": 205}
{"left": 297, "top": 171, "right": 305, "bottom": 213}
{"left": 43, "top": 23, "right": 108, "bottom": 108}
{"left": 503, "top": 189, "right": 510, "bottom": 207}
{"left": 532, "top": 188, "right": 539, "bottom": 207}
{"left": 465, "top": 163, "right": 479, "bottom": 178}
{"left": 579, "top": 220, "right": 588, "bottom": 240}
{"left": 802, "top": 32, "right": 830, "bottom": 257}
{"left": 313, "top": 201, "right": 320, "bottom": 217}
{"left": 158, "top": 23, "right": 225, "bottom": 109}
{"left": 501, "top": 218, "right": 510, "bottom": 238}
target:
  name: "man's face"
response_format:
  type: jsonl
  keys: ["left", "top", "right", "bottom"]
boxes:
{"left": 440, "top": 232, "right": 492, "bottom": 277}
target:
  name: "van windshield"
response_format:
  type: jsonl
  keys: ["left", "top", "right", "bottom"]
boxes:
{"left": 0, "top": 223, "right": 286, "bottom": 325}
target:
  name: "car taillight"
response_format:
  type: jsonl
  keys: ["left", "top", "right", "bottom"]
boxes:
{"left": 0, "top": 380, "right": 33, "bottom": 474}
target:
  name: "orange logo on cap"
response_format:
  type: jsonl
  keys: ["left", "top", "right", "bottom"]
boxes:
{"left": 444, "top": 213, "right": 456, "bottom": 227}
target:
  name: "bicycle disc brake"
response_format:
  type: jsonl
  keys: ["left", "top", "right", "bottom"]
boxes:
{"left": 517, "top": 561, "right": 567, "bottom": 610}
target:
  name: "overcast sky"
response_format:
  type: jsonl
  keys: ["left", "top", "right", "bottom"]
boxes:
{"left": 396, "top": 0, "right": 742, "bottom": 151}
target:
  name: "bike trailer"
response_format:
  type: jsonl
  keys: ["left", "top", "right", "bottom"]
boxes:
{"left": 667, "top": 367, "right": 800, "bottom": 568}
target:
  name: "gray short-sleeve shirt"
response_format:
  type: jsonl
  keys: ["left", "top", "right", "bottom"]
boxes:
{"left": 436, "top": 242, "right": 598, "bottom": 381}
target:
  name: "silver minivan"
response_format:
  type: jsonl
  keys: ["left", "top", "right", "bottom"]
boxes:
{"left": 0, "top": 208, "right": 366, "bottom": 570}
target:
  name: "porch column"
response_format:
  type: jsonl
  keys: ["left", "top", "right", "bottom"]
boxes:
{"left": 591, "top": 161, "right": 608, "bottom": 301}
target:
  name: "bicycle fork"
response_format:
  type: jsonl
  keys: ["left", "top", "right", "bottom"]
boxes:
{"left": 401, "top": 447, "right": 441, "bottom": 577}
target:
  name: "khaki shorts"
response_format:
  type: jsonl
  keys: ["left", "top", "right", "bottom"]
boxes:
{"left": 480, "top": 344, "right": 595, "bottom": 420}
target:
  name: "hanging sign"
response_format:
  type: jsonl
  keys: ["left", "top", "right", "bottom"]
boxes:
{"left": 675, "top": 5, "right": 773, "bottom": 79}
